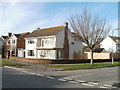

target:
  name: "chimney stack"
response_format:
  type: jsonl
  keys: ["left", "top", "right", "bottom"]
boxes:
{"left": 64, "top": 22, "right": 68, "bottom": 28}
{"left": 8, "top": 33, "right": 12, "bottom": 38}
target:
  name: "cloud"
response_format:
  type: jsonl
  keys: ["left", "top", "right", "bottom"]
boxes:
{"left": 0, "top": 2, "right": 69, "bottom": 36}
{"left": 21, "top": 8, "right": 68, "bottom": 33}
{"left": 0, "top": 2, "right": 117, "bottom": 38}
{"left": 0, "top": 2, "right": 47, "bottom": 36}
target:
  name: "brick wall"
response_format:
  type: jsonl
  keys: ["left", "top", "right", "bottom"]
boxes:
{"left": 17, "top": 33, "right": 30, "bottom": 49}
{"left": 9, "top": 56, "right": 91, "bottom": 64}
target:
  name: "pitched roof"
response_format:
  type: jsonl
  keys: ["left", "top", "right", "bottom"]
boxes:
{"left": 71, "top": 32, "right": 82, "bottom": 41}
{"left": 2, "top": 36, "right": 8, "bottom": 39}
{"left": 26, "top": 26, "right": 65, "bottom": 38}
{"left": 109, "top": 36, "right": 120, "bottom": 43}
{"left": 14, "top": 32, "right": 30, "bottom": 39}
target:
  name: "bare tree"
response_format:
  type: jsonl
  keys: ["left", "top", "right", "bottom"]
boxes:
{"left": 68, "top": 9, "right": 111, "bottom": 64}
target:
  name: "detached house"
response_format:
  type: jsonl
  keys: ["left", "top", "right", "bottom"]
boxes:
{"left": 9, "top": 32, "right": 30, "bottom": 57}
{"left": 101, "top": 36, "right": 120, "bottom": 53}
{"left": 25, "top": 22, "right": 83, "bottom": 59}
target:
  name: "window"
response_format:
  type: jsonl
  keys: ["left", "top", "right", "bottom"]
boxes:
{"left": 7, "top": 40, "right": 10, "bottom": 45}
{"left": 39, "top": 37, "right": 54, "bottom": 47}
{"left": 57, "top": 50, "right": 63, "bottom": 59}
{"left": 39, "top": 50, "right": 54, "bottom": 58}
{"left": 41, "top": 40, "right": 44, "bottom": 47}
{"left": 40, "top": 50, "right": 46, "bottom": 57}
{"left": 28, "top": 50, "right": 34, "bottom": 56}
{"left": 12, "top": 40, "right": 15, "bottom": 43}
{"left": 28, "top": 39, "right": 34, "bottom": 44}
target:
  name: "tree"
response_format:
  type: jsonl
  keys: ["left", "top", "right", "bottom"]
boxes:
{"left": 68, "top": 9, "right": 111, "bottom": 64}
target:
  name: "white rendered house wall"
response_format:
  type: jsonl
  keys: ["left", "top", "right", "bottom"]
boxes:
{"left": 101, "top": 37, "right": 116, "bottom": 53}
{"left": 25, "top": 38, "right": 37, "bottom": 58}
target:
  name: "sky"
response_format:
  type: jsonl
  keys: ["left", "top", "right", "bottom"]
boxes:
{"left": 0, "top": 0, "right": 119, "bottom": 37}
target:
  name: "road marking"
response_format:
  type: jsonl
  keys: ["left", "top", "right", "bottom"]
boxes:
{"left": 36, "top": 74, "right": 44, "bottom": 77}
{"left": 22, "top": 71, "right": 28, "bottom": 73}
{"left": 58, "top": 79, "right": 67, "bottom": 81}
{"left": 65, "top": 73, "right": 94, "bottom": 79}
{"left": 68, "top": 81, "right": 79, "bottom": 84}
{"left": 84, "top": 73, "right": 93, "bottom": 76}
{"left": 28, "top": 72, "right": 36, "bottom": 75}
{"left": 99, "top": 86, "right": 109, "bottom": 88}
{"left": 4, "top": 66, "right": 16, "bottom": 69}
{"left": 88, "top": 82, "right": 98, "bottom": 85}
{"left": 46, "top": 76, "right": 55, "bottom": 79}
{"left": 4, "top": 66, "right": 28, "bottom": 70}
{"left": 81, "top": 83, "right": 94, "bottom": 87}
{"left": 75, "top": 80, "right": 85, "bottom": 83}
{"left": 64, "top": 78, "right": 73, "bottom": 80}
{"left": 103, "top": 84, "right": 112, "bottom": 87}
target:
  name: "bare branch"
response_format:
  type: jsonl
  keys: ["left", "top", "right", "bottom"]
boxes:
{"left": 68, "top": 9, "right": 111, "bottom": 49}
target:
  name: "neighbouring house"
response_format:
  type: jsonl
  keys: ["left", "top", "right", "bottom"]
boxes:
{"left": 0, "top": 37, "right": 4, "bottom": 58}
{"left": 9, "top": 32, "right": 30, "bottom": 57}
{"left": 2, "top": 33, "right": 12, "bottom": 58}
{"left": 25, "top": 22, "right": 83, "bottom": 59}
{"left": 101, "top": 36, "right": 120, "bottom": 53}
{"left": 83, "top": 44, "right": 105, "bottom": 53}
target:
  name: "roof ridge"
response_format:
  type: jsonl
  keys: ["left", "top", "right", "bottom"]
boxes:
{"left": 14, "top": 32, "right": 29, "bottom": 35}
{"left": 35, "top": 25, "right": 65, "bottom": 31}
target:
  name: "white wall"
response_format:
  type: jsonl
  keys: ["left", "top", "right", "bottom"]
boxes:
{"left": 25, "top": 38, "right": 37, "bottom": 58}
{"left": 68, "top": 30, "right": 74, "bottom": 59}
{"left": 74, "top": 40, "right": 83, "bottom": 53}
{"left": 56, "top": 29, "right": 64, "bottom": 48}
{"left": 56, "top": 28, "right": 83, "bottom": 59}
{"left": 101, "top": 37, "right": 116, "bottom": 53}
{"left": 10, "top": 35, "right": 17, "bottom": 51}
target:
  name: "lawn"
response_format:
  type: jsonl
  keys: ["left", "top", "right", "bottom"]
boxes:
{"left": 49, "top": 62, "right": 120, "bottom": 70}
{"left": 0, "top": 59, "right": 23, "bottom": 66}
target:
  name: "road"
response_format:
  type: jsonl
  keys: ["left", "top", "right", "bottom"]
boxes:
{"left": 2, "top": 66, "right": 119, "bottom": 89}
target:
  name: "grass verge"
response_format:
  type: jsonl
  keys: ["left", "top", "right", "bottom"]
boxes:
{"left": 0, "top": 59, "right": 23, "bottom": 66}
{"left": 49, "top": 62, "right": 120, "bottom": 70}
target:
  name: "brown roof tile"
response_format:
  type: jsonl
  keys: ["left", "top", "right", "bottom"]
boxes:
{"left": 26, "top": 26, "right": 65, "bottom": 37}
{"left": 14, "top": 32, "right": 30, "bottom": 38}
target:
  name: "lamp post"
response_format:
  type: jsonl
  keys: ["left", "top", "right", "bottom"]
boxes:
{"left": 112, "top": 28, "right": 119, "bottom": 64}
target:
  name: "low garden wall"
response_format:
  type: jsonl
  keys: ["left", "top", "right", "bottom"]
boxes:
{"left": 9, "top": 56, "right": 118, "bottom": 64}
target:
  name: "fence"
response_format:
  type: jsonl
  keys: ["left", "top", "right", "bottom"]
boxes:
{"left": 74, "top": 52, "right": 120, "bottom": 59}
